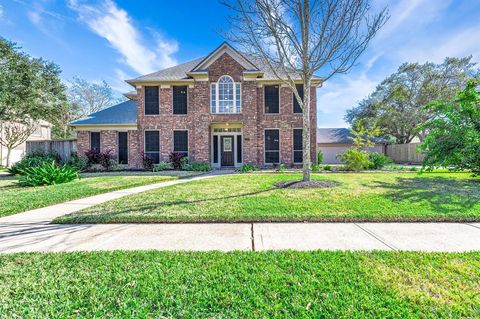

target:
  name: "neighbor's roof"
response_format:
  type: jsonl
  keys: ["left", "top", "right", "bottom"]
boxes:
{"left": 69, "top": 100, "right": 137, "bottom": 126}
{"left": 127, "top": 42, "right": 322, "bottom": 83}
{"left": 317, "top": 128, "right": 387, "bottom": 144}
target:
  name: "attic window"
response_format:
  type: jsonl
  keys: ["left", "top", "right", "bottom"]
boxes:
{"left": 210, "top": 75, "right": 241, "bottom": 113}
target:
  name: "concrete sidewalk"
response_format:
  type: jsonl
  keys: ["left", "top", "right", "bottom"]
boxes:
{"left": 1, "top": 222, "right": 479, "bottom": 253}
{"left": 0, "top": 169, "right": 479, "bottom": 252}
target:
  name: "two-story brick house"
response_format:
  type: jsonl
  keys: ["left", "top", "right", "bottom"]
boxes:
{"left": 71, "top": 43, "right": 322, "bottom": 168}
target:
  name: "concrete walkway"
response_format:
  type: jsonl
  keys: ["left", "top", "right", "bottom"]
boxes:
{"left": 0, "top": 170, "right": 479, "bottom": 252}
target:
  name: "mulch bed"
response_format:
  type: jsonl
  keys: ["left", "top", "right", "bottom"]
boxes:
{"left": 275, "top": 180, "right": 341, "bottom": 189}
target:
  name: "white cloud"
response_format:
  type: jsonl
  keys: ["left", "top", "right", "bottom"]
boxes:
{"left": 317, "top": 72, "right": 378, "bottom": 124}
{"left": 0, "top": 5, "right": 4, "bottom": 19}
{"left": 27, "top": 10, "right": 41, "bottom": 25}
{"left": 397, "top": 25, "right": 480, "bottom": 64}
{"left": 68, "top": 0, "right": 178, "bottom": 74}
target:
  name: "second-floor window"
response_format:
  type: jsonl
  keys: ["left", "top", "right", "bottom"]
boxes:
{"left": 210, "top": 75, "right": 241, "bottom": 113}
{"left": 264, "top": 85, "right": 279, "bottom": 113}
{"left": 145, "top": 86, "right": 159, "bottom": 115}
{"left": 173, "top": 86, "right": 188, "bottom": 114}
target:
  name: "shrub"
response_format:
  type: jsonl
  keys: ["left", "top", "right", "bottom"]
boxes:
{"left": 169, "top": 152, "right": 187, "bottom": 170}
{"left": 142, "top": 153, "right": 155, "bottom": 170}
{"left": 85, "top": 148, "right": 101, "bottom": 164}
{"left": 182, "top": 162, "right": 212, "bottom": 172}
{"left": 317, "top": 150, "right": 323, "bottom": 164}
{"left": 153, "top": 162, "right": 172, "bottom": 172}
{"left": 368, "top": 152, "right": 393, "bottom": 170}
{"left": 337, "top": 149, "right": 371, "bottom": 171}
{"left": 8, "top": 152, "right": 60, "bottom": 175}
{"left": 323, "top": 164, "right": 332, "bottom": 171}
{"left": 67, "top": 152, "right": 89, "bottom": 172}
{"left": 98, "top": 149, "right": 116, "bottom": 170}
{"left": 18, "top": 161, "right": 79, "bottom": 186}
{"left": 311, "top": 164, "right": 321, "bottom": 172}
{"left": 276, "top": 163, "right": 286, "bottom": 173}
{"left": 240, "top": 163, "right": 259, "bottom": 173}
{"left": 85, "top": 148, "right": 115, "bottom": 170}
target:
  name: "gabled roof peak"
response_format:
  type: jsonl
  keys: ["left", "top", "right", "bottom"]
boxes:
{"left": 191, "top": 42, "right": 259, "bottom": 72}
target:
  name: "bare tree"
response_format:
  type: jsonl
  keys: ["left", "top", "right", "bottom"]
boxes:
{"left": 223, "top": 0, "right": 388, "bottom": 181}
{"left": 68, "top": 77, "right": 118, "bottom": 118}
{"left": 0, "top": 121, "right": 36, "bottom": 167}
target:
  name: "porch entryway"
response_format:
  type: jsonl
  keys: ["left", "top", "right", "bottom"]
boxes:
{"left": 211, "top": 124, "right": 243, "bottom": 168}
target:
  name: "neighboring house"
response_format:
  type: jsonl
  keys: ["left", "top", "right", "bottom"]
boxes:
{"left": 70, "top": 43, "right": 321, "bottom": 168}
{"left": 317, "top": 128, "right": 387, "bottom": 164}
{"left": 0, "top": 121, "right": 52, "bottom": 166}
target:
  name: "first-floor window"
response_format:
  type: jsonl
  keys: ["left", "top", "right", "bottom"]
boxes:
{"left": 293, "top": 129, "right": 303, "bottom": 163}
{"left": 90, "top": 132, "right": 100, "bottom": 150}
{"left": 145, "top": 130, "right": 160, "bottom": 164}
{"left": 173, "top": 130, "right": 188, "bottom": 157}
{"left": 118, "top": 132, "right": 128, "bottom": 165}
{"left": 265, "top": 129, "right": 280, "bottom": 164}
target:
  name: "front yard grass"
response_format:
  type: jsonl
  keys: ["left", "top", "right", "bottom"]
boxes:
{"left": 0, "top": 251, "right": 478, "bottom": 318}
{"left": 56, "top": 172, "right": 480, "bottom": 223}
{"left": 0, "top": 171, "right": 200, "bottom": 218}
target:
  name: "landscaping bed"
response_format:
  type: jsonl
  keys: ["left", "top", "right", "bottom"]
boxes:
{"left": 0, "top": 171, "right": 200, "bottom": 217}
{"left": 55, "top": 172, "right": 480, "bottom": 224}
{"left": 0, "top": 251, "right": 478, "bottom": 318}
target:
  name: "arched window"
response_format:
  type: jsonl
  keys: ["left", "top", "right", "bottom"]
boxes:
{"left": 210, "top": 75, "right": 241, "bottom": 113}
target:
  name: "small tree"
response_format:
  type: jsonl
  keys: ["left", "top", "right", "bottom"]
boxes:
{"left": 0, "top": 122, "right": 35, "bottom": 167}
{"left": 223, "top": 0, "right": 388, "bottom": 181}
{"left": 350, "top": 120, "right": 381, "bottom": 151}
{"left": 419, "top": 79, "right": 480, "bottom": 175}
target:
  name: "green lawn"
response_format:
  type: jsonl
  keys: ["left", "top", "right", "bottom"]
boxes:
{"left": 0, "top": 171, "right": 200, "bottom": 218}
{"left": 0, "top": 251, "right": 478, "bottom": 318}
{"left": 56, "top": 172, "right": 480, "bottom": 223}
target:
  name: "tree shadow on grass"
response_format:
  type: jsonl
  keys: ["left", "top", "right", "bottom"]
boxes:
{"left": 58, "top": 188, "right": 278, "bottom": 222}
{"left": 370, "top": 176, "right": 480, "bottom": 214}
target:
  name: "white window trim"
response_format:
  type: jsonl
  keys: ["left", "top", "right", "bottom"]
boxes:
{"left": 144, "top": 130, "right": 160, "bottom": 163}
{"left": 210, "top": 75, "right": 242, "bottom": 114}
{"left": 264, "top": 128, "right": 281, "bottom": 165}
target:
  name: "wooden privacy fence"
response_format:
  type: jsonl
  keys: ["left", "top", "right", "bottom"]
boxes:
{"left": 386, "top": 143, "right": 425, "bottom": 164}
{"left": 26, "top": 140, "right": 77, "bottom": 162}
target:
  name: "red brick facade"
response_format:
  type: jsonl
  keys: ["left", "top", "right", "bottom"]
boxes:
{"left": 77, "top": 52, "right": 317, "bottom": 169}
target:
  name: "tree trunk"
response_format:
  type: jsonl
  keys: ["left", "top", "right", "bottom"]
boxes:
{"left": 6, "top": 147, "right": 12, "bottom": 168}
{"left": 302, "top": 80, "right": 312, "bottom": 182}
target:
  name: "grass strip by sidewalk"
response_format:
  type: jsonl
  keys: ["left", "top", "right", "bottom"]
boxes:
{"left": 56, "top": 172, "right": 480, "bottom": 223}
{"left": 0, "top": 171, "right": 200, "bottom": 218}
{"left": 0, "top": 250, "right": 478, "bottom": 318}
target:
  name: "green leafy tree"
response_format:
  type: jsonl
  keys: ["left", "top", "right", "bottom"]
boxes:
{"left": 346, "top": 57, "right": 479, "bottom": 143}
{"left": 0, "top": 38, "right": 66, "bottom": 166}
{"left": 419, "top": 79, "right": 480, "bottom": 174}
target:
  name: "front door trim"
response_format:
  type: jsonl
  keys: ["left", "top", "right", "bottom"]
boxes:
{"left": 210, "top": 124, "right": 243, "bottom": 168}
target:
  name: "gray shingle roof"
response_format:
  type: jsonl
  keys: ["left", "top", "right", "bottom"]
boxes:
{"left": 70, "top": 100, "right": 137, "bottom": 126}
{"left": 128, "top": 57, "right": 205, "bottom": 82}
{"left": 317, "top": 128, "right": 387, "bottom": 144}
{"left": 127, "top": 45, "right": 322, "bottom": 83}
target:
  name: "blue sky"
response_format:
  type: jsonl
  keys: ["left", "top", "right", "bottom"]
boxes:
{"left": 1, "top": 0, "right": 480, "bottom": 128}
